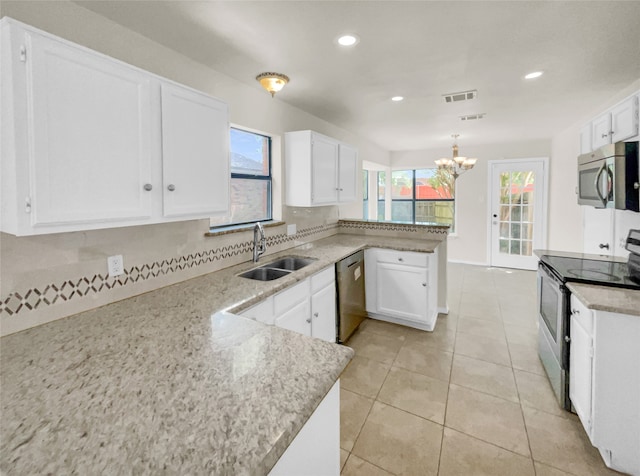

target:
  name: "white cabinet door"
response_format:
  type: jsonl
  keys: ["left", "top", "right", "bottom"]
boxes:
{"left": 275, "top": 300, "right": 312, "bottom": 337}
{"left": 161, "top": 83, "right": 229, "bottom": 218}
{"left": 579, "top": 124, "right": 592, "bottom": 154}
{"left": 591, "top": 112, "right": 612, "bottom": 150}
{"left": 311, "top": 134, "right": 339, "bottom": 205}
{"left": 27, "top": 31, "right": 154, "bottom": 226}
{"left": 570, "top": 313, "right": 594, "bottom": 438}
{"left": 338, "top": 144, "right": 358, "bottom": 203}
{"left": 610, "top": 95, "right": 639, "bottom": 143}
{"left": 376, "top": 262, "right": 428, "bottom": 323}
{"left": 311, "top": 283, "right": 336, "bottom": 343}
{"left": 582, "top": 207, "right": 614, "bottom": 255}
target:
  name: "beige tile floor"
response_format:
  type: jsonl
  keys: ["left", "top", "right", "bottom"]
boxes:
{"left": 340, "top": 263, "right": 622, "bottom": 476}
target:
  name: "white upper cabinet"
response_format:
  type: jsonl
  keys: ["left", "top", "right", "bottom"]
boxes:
{"left": 160, "top": 83, "right": 229, "bottom": 218}
{"left": 0, "top": 18, "right": 230, "bottom": 236}
{"left": 610, "top": 95, "right": 639, "bottom": 143}
{"left": 590, "top": 112, "right": 612, "bottom": 150}
{"left": 338, "top": 144, "right": 358, "bottom": 203}
{"left": 29, "top": 30, "right": 155, "bottom": 227}
{"left": 579, "top": 124, "right": 593, "bottom": 155}
{"left": 582, "top": 93, "right": 639, "bottom": 152}
{"left": 285, "top": 130, "right": 358, "bottom": 207}
{"left": 310, "top": 134, "right": 340, "bottom": 205}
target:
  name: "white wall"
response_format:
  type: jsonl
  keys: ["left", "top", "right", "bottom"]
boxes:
{"left": 392, "top": 140, "right": 552, "bottom": 265}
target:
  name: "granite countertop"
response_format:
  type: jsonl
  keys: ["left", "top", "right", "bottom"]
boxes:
{"left": 567, "top": 282, "right": 640, "bottom": 317}
{"left": 0, "top": 233, "right": 441, "bottom": 475}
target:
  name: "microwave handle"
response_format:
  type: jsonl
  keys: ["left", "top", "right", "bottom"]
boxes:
{"left": 594, "top": 163, "right": 608, "bottom": 207}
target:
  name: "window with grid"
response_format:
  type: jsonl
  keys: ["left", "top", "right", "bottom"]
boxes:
{"left": 378, "top": 171, "right": 386, "bottom": 220}
{"left": 210, "top": 127, "right": 272, "bottom": 227}
{"left": 391, "top": 169, "right": 455, "bottom": 231}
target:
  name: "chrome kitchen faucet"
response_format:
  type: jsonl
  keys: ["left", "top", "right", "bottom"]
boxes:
{"left": 253, "top": 222, "right": 266, "bottom": 262}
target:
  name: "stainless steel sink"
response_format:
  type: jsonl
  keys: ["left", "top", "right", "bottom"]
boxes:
{"left": 261, "top": 256, "right": 317, "bottom": 271}
{"left": 238, "top": 268, "right": 291, "bottom": 281}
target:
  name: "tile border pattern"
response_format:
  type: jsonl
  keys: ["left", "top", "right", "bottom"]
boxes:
{"left": 0, "top": 223, "right": 338, "bottom": 316}
{"left": 338, "top": 220, "right": 450, "bottom": 234}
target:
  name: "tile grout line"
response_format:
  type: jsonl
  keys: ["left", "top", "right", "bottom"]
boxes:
{"left": 499, "top": 279, "right": 538, "bottom": 473}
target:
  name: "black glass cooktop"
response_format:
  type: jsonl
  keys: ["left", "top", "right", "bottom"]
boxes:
{"left": 540, "top": 255, "right": 640, "bottom": 290}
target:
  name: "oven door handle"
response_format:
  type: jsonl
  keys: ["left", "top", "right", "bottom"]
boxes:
{"left": 594, "top": 163, "right": 608, "bottom": 207}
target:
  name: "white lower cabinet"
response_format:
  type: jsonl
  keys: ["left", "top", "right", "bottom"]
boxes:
{"left": 365, "top": 248, "right": 438, "bottom": 331}
{"left": 275, "top": 299, "right": 312, "bottom": 337}
{"left": 268, "top": 380, "right": 340, "bottom": 476}
{"left": 569, "top": 294, "right": 640, "bottom": 475}
{"left": 240, "top": 266, "right": 337, "bottom": 343}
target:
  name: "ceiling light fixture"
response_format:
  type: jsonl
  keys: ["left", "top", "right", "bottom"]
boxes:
{"left": 256, "top": 72, "right": 289, "bottom": 97}
{"left": 525, "top": 71, "right": 543, "bottom": 79}
{"left": 337, "top": 34, "right": 359, "bottom": 46}
{"left": 434, "top": 134, "right": 477, "bottom": 180}
{"left": 391, "top": 96, "right": 404, "bottom": 102}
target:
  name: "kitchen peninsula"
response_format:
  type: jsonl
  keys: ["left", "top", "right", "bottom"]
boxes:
{"left": 1, "top": 230, "right": 447, "bottom": 475}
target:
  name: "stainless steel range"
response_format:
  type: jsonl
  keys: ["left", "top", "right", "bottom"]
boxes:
{"left": 537, "top": 251, "right": 640, "bottom": 411}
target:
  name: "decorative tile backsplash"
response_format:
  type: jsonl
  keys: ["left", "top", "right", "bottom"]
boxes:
{"left": 0, "top": 222, "right": 337, "bottom": 319}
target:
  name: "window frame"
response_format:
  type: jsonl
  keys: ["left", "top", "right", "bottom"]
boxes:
{"left": 210, "top": 127, "right": 273, "bottom": 229}
{"left": 390, "top": 169, "right": 455, "bottom": 230}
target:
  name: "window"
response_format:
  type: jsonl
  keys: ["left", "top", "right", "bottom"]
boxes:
{"left": 363, "top": 170, "right": 369, "bottom": 219}
{"left": 391, "top": 168, "right": 455, "bottom": 230}
{"left": 210, "top": 128, "right": 272, "bottom": 227}
{"left": 377, "top": 171, "right": 386, "bottom": 220}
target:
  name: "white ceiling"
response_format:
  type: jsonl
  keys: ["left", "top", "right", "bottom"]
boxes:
{"left": 75, "top": 1, "right": 640, "bottom": 151}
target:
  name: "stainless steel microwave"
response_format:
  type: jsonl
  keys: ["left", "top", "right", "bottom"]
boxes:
{"left": 577, "top": 141, "right": 639, "bottom": 211}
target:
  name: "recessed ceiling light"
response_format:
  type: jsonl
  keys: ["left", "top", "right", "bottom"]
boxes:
{"left": 391, "top": 96, "right": 404, "bottom": 102}
{"left": 525, "top": 71, "right": 543, "bottom": 79}
{"left": 337, "top": 34, "right": 359, "bottom": 46}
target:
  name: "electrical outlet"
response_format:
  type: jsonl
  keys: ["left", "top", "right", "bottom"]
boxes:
{"left": 107, "top": 255, "right": 124, "bottom": 277}
{"left": 287, "top": 224, "right": 297, "bottom": 236}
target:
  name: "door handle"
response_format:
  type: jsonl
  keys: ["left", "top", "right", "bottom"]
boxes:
{"left": 493, "top": 214, "right": 498, "bottom": 218}
{"left": 594, "top": 164, "right": 608, "bottom": 207}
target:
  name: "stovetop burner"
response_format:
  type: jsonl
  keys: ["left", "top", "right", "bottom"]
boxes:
{"left": 540, "top": 255, "right": 640, "bottom": 290}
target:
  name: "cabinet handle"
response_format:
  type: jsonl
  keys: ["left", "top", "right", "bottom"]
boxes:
{"left": 634, "top": 182, "right": 639, "bottom": 190}
{"left": 398, "top": 257, "right": 404, "bottom": 262}
{"left": 572, "top": 309, "right": 580, "bottom": 315}
{"left": 143, "top": 183, "right": 153, "bottom": 191}
{"left": 339, "top": 188, "right": 344, "bottom": 191}
{"left": 167, "top": 184, "right": 176, "bottom": 192}
{"left": 599, "top": 243, "right": 609, "bottom": 250}
{"left": 601, "top": 133, "right": 609, "bottom": 138}
{"left": 422, "top": 282, "right": 427, "bottom": 287}
{"left": 564, "top": 336, "right": 571, "bottom": 343}
{"left": 313, "top": 312, "right": 319, "bottom": 318}
{"left": 306, "top": 318, "right": 312, "bottom": 323}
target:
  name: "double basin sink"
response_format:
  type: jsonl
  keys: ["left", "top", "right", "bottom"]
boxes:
{"left": 238, "top": 256, "right": 317, "bottom": 281}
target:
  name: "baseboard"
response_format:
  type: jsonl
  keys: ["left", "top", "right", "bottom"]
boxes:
{"left": 437, "top": 306, "right": 449, "bottom": 315}
{"left": 447, "top": 259, "right": 490, "bottom": 267}
{"left": 368, "top": 311, "right": 436, "bottom": 332}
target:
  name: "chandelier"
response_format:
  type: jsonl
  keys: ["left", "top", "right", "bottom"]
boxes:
{"left": 256, "top": 72, "right": 289, "bottom": 97}
{"left": 435, "top": 134, "right": 477, "bottom": 179}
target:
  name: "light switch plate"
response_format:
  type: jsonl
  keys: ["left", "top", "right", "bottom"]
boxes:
{"left": 107, "top": 255, "right": 124, "bottom": 277}
{"left": 287, "top": 224, "right": 297, "bottom": 236}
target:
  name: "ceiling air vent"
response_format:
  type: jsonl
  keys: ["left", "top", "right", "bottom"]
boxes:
{"left": 443, "top": 89, "right": 477, "bottom": 103}
{"left": 460, "top": 113, "right": 486, "bottom": 121}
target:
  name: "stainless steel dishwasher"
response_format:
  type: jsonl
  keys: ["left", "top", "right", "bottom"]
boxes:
{"left": 336, "top": 250, "right": 367, "bottom": 343}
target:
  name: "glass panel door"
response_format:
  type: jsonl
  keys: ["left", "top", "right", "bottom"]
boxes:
{"left": 490, "top": 159, "right": 547, "bottom": 270}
